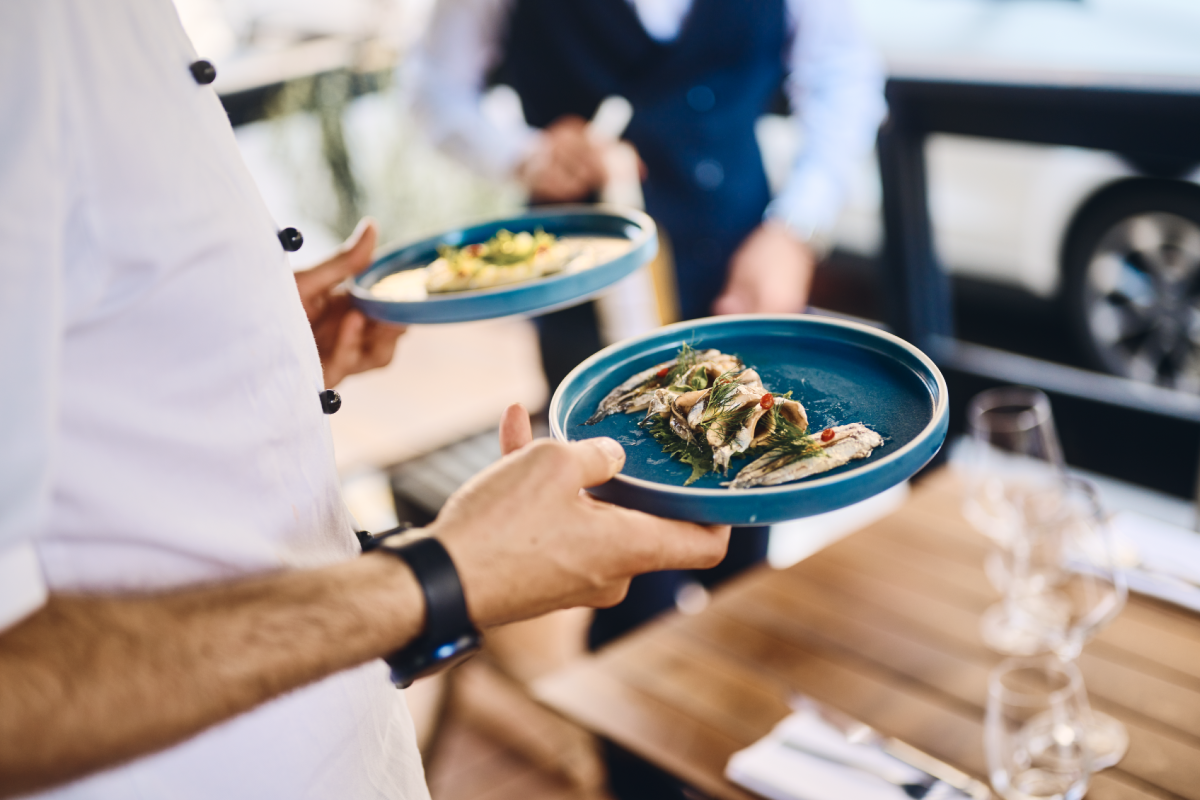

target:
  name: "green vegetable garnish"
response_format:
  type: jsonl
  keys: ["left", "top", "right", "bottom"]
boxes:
{"left": 634, "top": 345, "right": 824, "bottom": 486}
{"left": 744, "top": 408, "right": 824, "bottom": 468}
{"left": 660, "top": 343, "right": 698, "bottom": 388}
{"left": 645, "top": 415, "right": 714, "bottom": 486}
{"left": 438, "top": 228, "right": 556, "bottom": 269}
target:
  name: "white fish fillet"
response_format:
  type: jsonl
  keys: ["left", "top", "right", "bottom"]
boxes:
{"left": 726, "top": 423, "right": 883, "bottom": 489}
{"left": 585, "top": 349, "right": 726, "bottom": 425}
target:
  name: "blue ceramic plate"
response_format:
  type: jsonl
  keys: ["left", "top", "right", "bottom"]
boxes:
{"left": 550, "top": 315, "right": 948, "bottom": 525}
{"left": 350, "top": 205, "right": 657, "bottom": 324}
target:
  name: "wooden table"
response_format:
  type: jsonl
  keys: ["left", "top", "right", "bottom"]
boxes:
{"left": 533, "top": 469, "right": 1200, "bottom": 800}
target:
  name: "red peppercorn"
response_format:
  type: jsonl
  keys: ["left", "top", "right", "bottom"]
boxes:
{"left": 821, "top": 428, "right": 835, "bottom": 442}
{"left": 760, "top": 393, "right": 774, "bottom": 410}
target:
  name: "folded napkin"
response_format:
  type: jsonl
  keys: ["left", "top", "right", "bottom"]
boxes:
{"left": 1110, "top": 511, "right": 1200, "bottom": 613}
{"left": 726, "top": 709, "right": 969, "bottom": 800}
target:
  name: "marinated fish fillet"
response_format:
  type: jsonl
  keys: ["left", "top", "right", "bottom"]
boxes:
{"left": 586, "top": 361, "right": 675, "bottom": 425}
{"left": 585, "top": 348, "right": 733, "bottom": 425}
{"left": 586, "top": 343, "right": 880, "bottom": 489}
{"left": 710, "top": 396, "right": 808, "bottom": 472}
{"left": 638, "top": 363, "right": 811, "bottom": 474}
{"left": 726, "top": 423, "right": 884, "bottom": 489}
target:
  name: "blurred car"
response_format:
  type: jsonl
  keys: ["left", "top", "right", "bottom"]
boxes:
{"left": 764, "top": 0, "right": 1200, "bottom": 391}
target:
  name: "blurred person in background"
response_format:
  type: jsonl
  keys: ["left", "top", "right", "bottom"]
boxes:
{"left": 411, "top": 0, "right": 886, "bottom": 361}
{"left": 408, "top": 0, "right": 887, "bottom": 672}
{"left": 0, "top": 3, "right": 730, "bottom": 798}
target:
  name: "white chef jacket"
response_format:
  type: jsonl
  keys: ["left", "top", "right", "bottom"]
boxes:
{"left": 0, "top": 3, "right": 428, "bottom": 798}
{"left": 409, "top": 0, "right": 887, "bottom": 238}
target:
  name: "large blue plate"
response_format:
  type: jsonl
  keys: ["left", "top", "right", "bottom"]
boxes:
{"left": 350, "top": 205, "right": 657, "bottom": 324}
{"left": 550, "top": 315, "right": 948, "bottom": 525}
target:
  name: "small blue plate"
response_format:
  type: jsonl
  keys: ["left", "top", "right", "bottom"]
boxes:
{"left": 550, "top": 315, "right": 948, "bottom": 526}
{"left": 350, "top": 205, "right": 657, "bottom": 324}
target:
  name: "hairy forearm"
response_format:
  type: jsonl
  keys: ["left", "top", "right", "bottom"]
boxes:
{"left": 0, "top": 552, "right": 423, "bottom": 797}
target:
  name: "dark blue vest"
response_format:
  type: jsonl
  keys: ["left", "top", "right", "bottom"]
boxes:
{"left": 499, "top": 0, "right": 788, "bottom": 318}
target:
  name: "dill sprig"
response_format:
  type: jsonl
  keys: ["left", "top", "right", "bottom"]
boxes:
{"left": 645, "top": 414, "right": 714, "bottom": 485}
{"left": 714, "top": 401, "right": 759, "bottom": 446}
{"left": 621, "top": 344, "right": 821, "bottom": 486}
{"left": 698, "top": 369, "right": 762, "bottom": 447}
{"left": 746, "top": 408, "right": 824, "bottom": 468}
{"left": 660, "top": 343, "right": 699, "bottom": 388}
{"left": 702, "top": 369, "right": 744, "bottom": 414}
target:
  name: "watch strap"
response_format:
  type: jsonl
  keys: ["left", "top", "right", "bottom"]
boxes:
{"left": 362, "top": 529, "right": 481, "bottom": 687}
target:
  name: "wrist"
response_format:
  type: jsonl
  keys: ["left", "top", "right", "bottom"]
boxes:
{"left": 762, "top": 216, "right": 831, "bottom": 262}
{"left": 362, "top": 529, "right": 482, "bottom": 686}
{"left": 514, "top": 132, "right": 551, "bottom": 188}
{"left": 359, "top": 551, "right": 426, "bottom": 653}
{"left": 430, "top": 524, "right": 513, "bottom": 629}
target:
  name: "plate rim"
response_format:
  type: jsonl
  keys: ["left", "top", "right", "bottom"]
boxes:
{"left": 349, "top": 204, "right": 657, "bottom": 306}
{"left": 549, "top": 313, "right": 949, "bottom": 497}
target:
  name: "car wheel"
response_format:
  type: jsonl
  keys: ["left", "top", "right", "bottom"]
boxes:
{"left": 1064, "top": 183, "right": 1200, "bottom": 392}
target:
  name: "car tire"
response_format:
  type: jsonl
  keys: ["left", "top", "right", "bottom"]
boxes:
{"left": 1063, "top": 181, "right": 1200, "bottom": 392}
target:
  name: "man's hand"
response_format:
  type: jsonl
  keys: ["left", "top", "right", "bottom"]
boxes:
{"left": 518, "top": 115, "right": 608, "bottom": 203}
{"left": 293, "top": 219, "right": 406, "bottom": 388}
{"left": 712, "top": 221, "right": 817, "bottom": 316}
{"left": 435, "top": 404, "right": 731, "bottom": 628}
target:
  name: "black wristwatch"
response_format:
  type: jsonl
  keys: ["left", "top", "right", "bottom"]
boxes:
{"left": 360, "top": 527, "right": 482, "bottom": 688}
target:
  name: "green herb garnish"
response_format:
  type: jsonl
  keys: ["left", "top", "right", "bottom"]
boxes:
{"left": 634, "top": 345, "right": 824, "bottom": 486}
{"left": 646, "top": 415, "right": 714, "bottom": 485}
{"left": 745, "top": 408, "right": 824, "bottom": 468}
{"left": 700, "top": 369, "right": 747, "bottom": 418}
{"left": 660, "top": 343, "right": 698, "bottom": 388}
{"left": 439, "top": 228, "right": 555, "bottom": 269}
{"left": 698, "top": 370, "right": 763, "bottom": 446}
{"left": 712, "top": 401, "right": 759, "bottom": 446}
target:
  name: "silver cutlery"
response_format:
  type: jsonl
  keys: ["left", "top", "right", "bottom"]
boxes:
{"left": 780, "top": 736, "right": 939, "bottom": 798}
{"left": 788, "top": 697, "right": 993, "bottom": 800}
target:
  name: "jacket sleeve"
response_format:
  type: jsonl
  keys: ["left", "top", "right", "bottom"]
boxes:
{"left": 766, "top": 0, "right": 888, "bottom": 239}
{"left": 0, "top": 2, "right": 69, "bottom": 631}
{"left": 406, "top": 0, "right": 541, "bottom": 180}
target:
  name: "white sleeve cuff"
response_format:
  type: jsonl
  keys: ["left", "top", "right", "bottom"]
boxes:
{"left": 764, "top": 167, "right": 843, "bottom": 240}
{"left": 0, "top": 540, "right": 48, "bottom": 633}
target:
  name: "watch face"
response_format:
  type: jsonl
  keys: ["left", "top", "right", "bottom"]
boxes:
{"left": 430, "top": 639, "right": 482, "bottom": 673}
{"left": 387, "top": 632, "right": 483, "bottom": 688}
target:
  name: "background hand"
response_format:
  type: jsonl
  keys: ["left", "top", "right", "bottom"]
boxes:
{"left": 293, "top": 219, "right": 406, "bottom": 388}
{"left": 712, "top": 220, "right": 816, "bottom": 316}
{"left": 519, "top": 115, "right": 609, "bottom": 203}
{"left": 435, "top": 404, "right": 731, "bottom": 628}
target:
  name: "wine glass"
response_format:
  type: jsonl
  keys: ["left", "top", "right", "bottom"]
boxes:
{"left": 963, "top": 388, "right": 1068, "bottom": 652}
{"left": 963, "top": 387, "right": 1065, "bottom": 549}
{"left": 1011, "top": 478, "right": 1129, "bottom": 769}
{"left": 986, "top": 655, "right": 1091, "bottom": 800}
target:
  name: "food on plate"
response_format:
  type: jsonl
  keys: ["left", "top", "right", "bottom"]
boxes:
{"left": 426, "top": 228, "right": 565, "bottom": 293}
{"left": 727, "top": 422, "right": 884, "bottom": 489}
{"left": 584, "top": 345, "right": 742, "bottom": 425}
{"left": 368, "top": 230, "right": 632, "bottom": 301}
{"left": 586, "top": 344, "right": 882, "bottom": 488}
